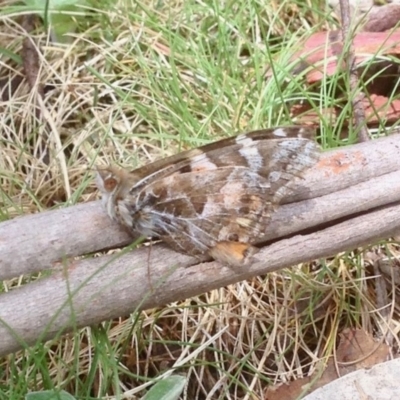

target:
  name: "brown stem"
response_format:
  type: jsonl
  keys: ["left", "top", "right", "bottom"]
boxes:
{"left": 339, "top": 0, "right": 370, "bottom": 142}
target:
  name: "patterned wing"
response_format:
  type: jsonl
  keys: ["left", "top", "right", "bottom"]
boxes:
{"left": 129, "top": 167, "right": 275, "bottom": 257}
{"left": 125, "top": 126, "right": 316, "bottom": 193}
{"left": 117, "top": 128, "right": 320, "bottom": 262}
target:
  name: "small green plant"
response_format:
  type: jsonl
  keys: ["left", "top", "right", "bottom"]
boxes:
{"left": 142, "top": 376, "right": 186, "bottom": 400}
{"left": 26, "top": 390, "right": 76, "bottom": 400}
{"left": 23, "top": 0, "right": 88, "bottom": 42}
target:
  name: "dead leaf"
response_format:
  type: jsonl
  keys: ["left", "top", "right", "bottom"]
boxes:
{"left": 362, "top": 4, "right": 400, "bottom": 33}
{"left": 265, "top": 329, "right": 390, "bottom": 400}
{"left": 292, "top": 95, "right": 400, "bottom": 128}
{"left": 286, "top": 30, "right": 400, "bottom": 85}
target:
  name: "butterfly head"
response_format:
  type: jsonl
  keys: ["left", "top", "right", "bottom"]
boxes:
{"left": 95, "top": 166, "right": 131, "bottom": 220}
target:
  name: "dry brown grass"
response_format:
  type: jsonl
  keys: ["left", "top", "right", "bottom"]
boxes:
{"left": 1, "top": 0, "right": 399, "bottom": 399}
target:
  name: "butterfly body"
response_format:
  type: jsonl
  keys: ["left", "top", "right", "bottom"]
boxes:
{"left": 96, "top": 127, "right": 320, "bottom": 266}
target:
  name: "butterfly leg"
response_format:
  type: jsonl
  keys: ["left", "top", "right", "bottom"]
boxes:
{"left": 208, "top": 241, "right": 259, "bottom": 268}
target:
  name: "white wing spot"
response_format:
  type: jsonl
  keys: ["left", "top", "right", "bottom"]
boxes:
{"left": 235, "top": 135, "right": 253, "bottom": 146}
{"left": 202, "top": 197, "right": 221, "bottom": 217}
{"left": 191, "top": 155, "right": 218, "bottom": 171}
{"left": 273, "top": 128, "right": 287, "bottom": 137}
{"left": 236, "top": 217, "right": 252, "bottom": 227}
{"left": 239, "top": 146, "right": 263, "bottom": 171}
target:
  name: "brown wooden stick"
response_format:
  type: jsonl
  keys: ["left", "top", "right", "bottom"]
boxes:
{"left": 1, "top": 200, "right": 400, "bottom": 357}
{"left": 2, "top": 135, "right": 400, "bottom": 356}
{"left": 0, "top": 201, "right": 133, "bottom": 280}
{"left": 2, "top": 134, "right": 400, "bottom": 281}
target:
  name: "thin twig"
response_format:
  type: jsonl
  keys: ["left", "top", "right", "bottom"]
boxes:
{"left": 21, "top": 14, "right": 50, "bottom": 163}
{"left": 339, "top": 0, "right": 370, "bottom": 142}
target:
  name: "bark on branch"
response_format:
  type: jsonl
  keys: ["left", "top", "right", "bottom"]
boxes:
{"left": 1, "top": 133, "right": 400, "bottom": 356}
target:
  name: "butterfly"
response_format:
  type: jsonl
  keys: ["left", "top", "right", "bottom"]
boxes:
{"left": 96, "top": 127, "right": 320, "bottom": 267}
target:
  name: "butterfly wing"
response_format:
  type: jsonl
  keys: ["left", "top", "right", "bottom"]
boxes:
{"left": 117, "top": 129, "right": 319, "bottom": 261}
{"left": 132, "top": 167, "right": 275, "bottom": 257}
{"left": 126, "top": 127, "right": 316, "bottom": 192}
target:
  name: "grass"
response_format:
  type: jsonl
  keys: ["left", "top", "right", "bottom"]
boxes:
{"left": 1, "top": 0, "right": 399, "bottom": 399}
